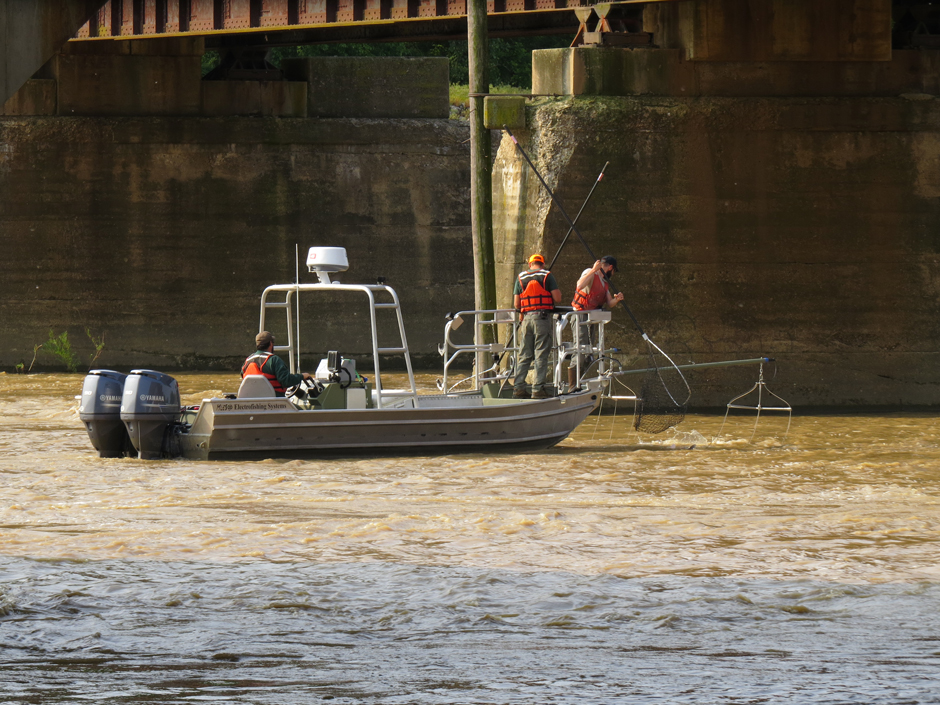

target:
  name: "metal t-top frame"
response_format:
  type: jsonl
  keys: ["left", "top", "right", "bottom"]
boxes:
{"left": 259, "top": 282, "right": 417, "bottom": 409}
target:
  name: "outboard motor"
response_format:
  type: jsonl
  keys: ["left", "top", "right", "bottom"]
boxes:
{"left": 120, "top": 370, "right": 181, "bottom": 460}
{"left": 78, "top": 370, "right": 133, "bottom": 458}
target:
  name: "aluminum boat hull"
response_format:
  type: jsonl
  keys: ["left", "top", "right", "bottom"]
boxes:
{"left": 178, "top": 390, "right": 600, "bottom": 460}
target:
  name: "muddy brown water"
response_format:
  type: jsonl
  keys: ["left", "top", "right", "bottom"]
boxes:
{"left": 1, "top": 372, "right": 938, "bottom": 703}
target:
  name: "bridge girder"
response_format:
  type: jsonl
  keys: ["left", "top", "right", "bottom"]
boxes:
{"left": 72, "top": 0, "right": 656, "bottom": 46}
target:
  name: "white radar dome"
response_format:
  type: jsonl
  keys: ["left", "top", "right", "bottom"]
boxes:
{"left": 307, "top": 247, "right": 349, "bottom": 273}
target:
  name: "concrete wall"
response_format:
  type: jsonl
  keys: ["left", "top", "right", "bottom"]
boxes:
{"left": 643, "top": 0, "right": 892, "bottom": 63}
{"left": 282, "top": 57, "right": 450, "bottom": 119}
{"left": 0, "top": 116, "right": 473, "bottom": 372}
{"left": 0, "top": 78, "right": 56, "bottom": 115}
{"left": 2, "top": 38, "right": 310, "bottom": 117}
{"left": 533, "top": 48, "right": 940, "bottom": 98}
{"left": 1, "top": 44, "right": 468, "bottom": 376}
{"left": 492, "top": 91, "right": 940, "bottom": 408}
{"left": 2, "top": 46, "right": 452, "bottom": 119}
{"left": 0, "top": 0, "right": 106, "bottom": 105}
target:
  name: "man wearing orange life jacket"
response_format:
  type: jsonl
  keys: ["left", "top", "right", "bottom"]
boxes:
{"left": 512, "top": 253, "right": 562, "bottom": 399}
{"left": 241, "top": 331, "right": 311, "bottom": 397}
{"left": 569, "top": 256, "right": 624, "bottom": 390}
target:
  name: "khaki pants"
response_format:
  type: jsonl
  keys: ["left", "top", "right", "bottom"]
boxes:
{"left": 514, "top": 311, "right": 553, "bottom": 391}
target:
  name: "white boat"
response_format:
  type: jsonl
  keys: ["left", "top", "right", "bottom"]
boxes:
{"left": 79, "top": 247, "right": 602, "bottom": 460}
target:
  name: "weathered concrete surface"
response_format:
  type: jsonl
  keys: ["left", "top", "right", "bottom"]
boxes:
{"left": 484, "top": 96, "right": 526, "bottom": 130}
{"left": 493, "top": 94, "right": 940, "bottom": 408}
{"left": 0, "top": 0, "right": 106, "bottom": 104}
{"left": 282, "top": 57, "right": 450, "bottom": 119}
{"left": 4, "top": 42, "right": 449, "bottom": 118}
{"left": 48, "top": 36, "right": 206, "bottom": 116}
{"left": 0, "top": 117, "right": 473, "bottom": 372}
{"left": 533, "top": 48, "right": 940, "bottom": 98}
{"left": 201, "top": 80, "right": 307, "bottom": 117}
{"left": 643, "top": 0, "right": 892, "bottom": 63}
{"left": 2, "top": 62, "right": 308, "bottom": 117}
{"left": 1, "top": 78, "right": 56, "bottom": 115}
{"left": 54, "top": 52, "right": 204, "bottom": 115}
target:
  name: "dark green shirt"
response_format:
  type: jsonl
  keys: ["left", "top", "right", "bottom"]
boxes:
{"left": 243, "top": 350, "right": 304, "bottom": 396}
{"left": 513, "top": 269, "right": 559, "bottom": 296}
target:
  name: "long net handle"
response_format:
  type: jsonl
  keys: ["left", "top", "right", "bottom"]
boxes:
{"left": 547, "top": 161, "right": 608, "bottom": 272}
{"left": 648, "top": 336, "right": 691, "bottom": 404}
{"left": 504, "top": 127, "right": 647, "bottom": 339}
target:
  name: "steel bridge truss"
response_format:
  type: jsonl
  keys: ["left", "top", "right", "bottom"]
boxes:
{"left": 75, "top": 0, "right": 604, "bottom": 45}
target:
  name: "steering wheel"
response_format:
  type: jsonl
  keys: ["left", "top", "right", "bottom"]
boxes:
{"left": 285, "top": 377, "right": 324, "bottom": 399}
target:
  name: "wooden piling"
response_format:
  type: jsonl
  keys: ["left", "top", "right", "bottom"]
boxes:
{"left": 468, "top": 1, "right": 496, "bottom": 312}
{"left": 467, "top": 0, "right": 497, "bottom": 380}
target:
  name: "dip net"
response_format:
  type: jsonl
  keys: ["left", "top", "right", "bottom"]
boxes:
{"left": 633, "top": 336, "right": 691, "bottom": 435}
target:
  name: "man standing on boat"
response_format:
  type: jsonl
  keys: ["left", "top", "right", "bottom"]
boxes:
{"left": 513, "top": 254, "right": 562, "bottom": 399}
{"left": 568, "top": 256, "right": 624, "bottom": 390}
{"left": 242, "top": 331, "right": 311, "bottom": 397}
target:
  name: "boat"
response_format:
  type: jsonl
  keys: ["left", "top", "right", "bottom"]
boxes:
{"left": 78, "top": 247, "right": 602, "bottom": 460}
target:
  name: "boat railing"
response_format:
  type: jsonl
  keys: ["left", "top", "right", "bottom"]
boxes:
{"left": 259, "top": 282, "right": 418, "bottom": 409}
{"left": 440, "top": 307, "right": 612, "bottom": 394}
{"left": 553, "top": 309, "right": 610, "bottom": 391}
{"left": 440, "top": 308, "right": 519, "bottom": 392}
{"left": 254, "top": 285, "right": 615, "bottom": 403}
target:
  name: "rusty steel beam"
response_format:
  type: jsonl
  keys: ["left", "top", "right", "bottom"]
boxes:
{"left": 73, "top": 0, "right": 674, "bottom": 43}
{"left": 203, "top": 10, "right": 583, "bottom": 47}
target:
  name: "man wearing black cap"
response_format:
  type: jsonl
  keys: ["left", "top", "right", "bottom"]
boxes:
{"left": 241, "top": 331, "right": 311, "bottom": 397}
{"left": 568, "top": 257, "right": 624, "bottom": 390}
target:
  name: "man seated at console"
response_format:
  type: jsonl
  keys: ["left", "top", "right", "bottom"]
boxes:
{"left": 241, "top": 331, "right": 311, "bottom": 397}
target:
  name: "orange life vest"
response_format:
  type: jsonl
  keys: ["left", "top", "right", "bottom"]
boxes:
{"left": 572, "top": 270, "right": 610, "bottom": 311}
{"left": 240, "top": 351, "right": 286, "bottom": 395}
{"left": 518, "top": 270, "right": 555, "bottom": 313}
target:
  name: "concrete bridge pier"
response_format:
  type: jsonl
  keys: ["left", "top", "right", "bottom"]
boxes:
{"left": 491, "top": 0, "right": 940, "bottom": 407}
{"left": 0, "top": 31, "right": 463, "bottom": 375}
{"left": 0, "top": 0, "right": 106, "bottom": 105}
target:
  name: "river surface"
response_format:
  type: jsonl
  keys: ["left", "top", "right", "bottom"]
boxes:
{"left": 1, "top": 372, "right": 939, "bottom": 704}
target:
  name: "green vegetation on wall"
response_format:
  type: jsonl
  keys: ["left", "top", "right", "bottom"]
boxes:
{"left": 19, "top": 328, "right": 107, "bottom": 373}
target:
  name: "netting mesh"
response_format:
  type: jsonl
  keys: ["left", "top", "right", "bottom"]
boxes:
{"left": 633, "top": 347, "right": 689, "bottom": 434}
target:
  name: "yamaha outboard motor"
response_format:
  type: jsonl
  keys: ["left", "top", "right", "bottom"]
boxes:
{"left": 120, "top": 370, "right": 181, "bottom": 460}
{"left": 78, "top": 370, "right": 133, "bottom": 458}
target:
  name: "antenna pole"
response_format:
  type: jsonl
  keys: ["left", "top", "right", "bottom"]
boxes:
{"left": 295, "top": 244, "right": 301, "bottom": 372}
